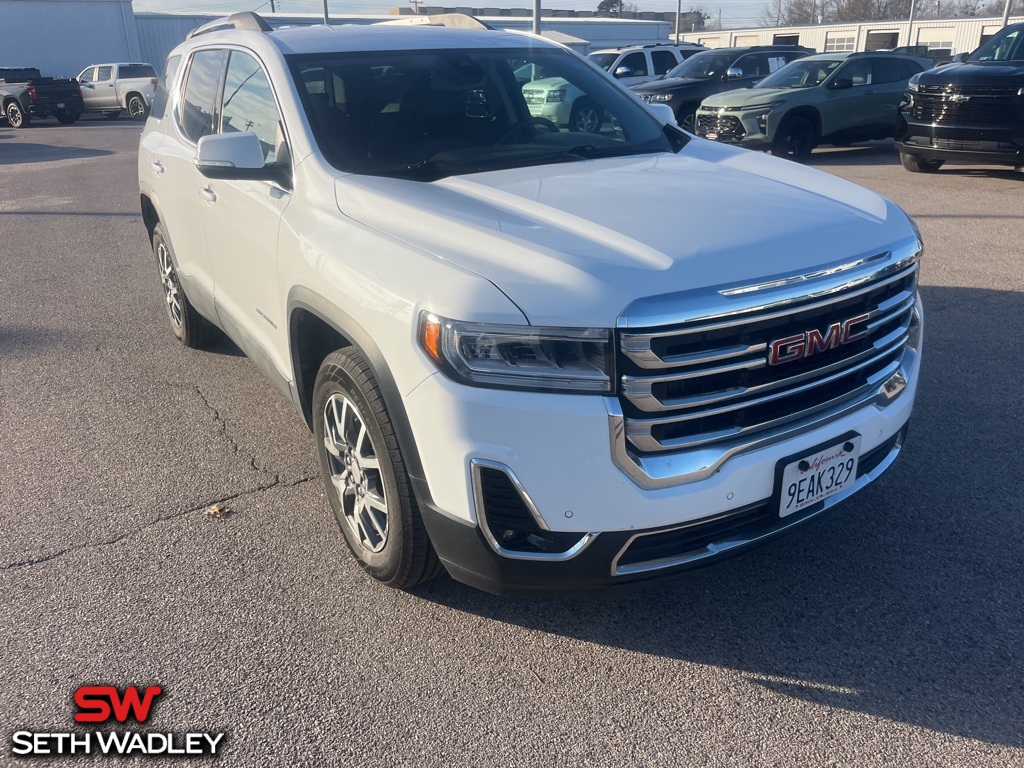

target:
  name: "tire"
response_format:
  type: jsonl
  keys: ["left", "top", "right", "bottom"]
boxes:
{"left": 5, "top": 101, "right": 29, "bottom": 128}
{"left": 55, "top": 110, "right": 80, "bottom": 125}
{"left": 127, "top": 94, "right": 149, "bottom": 121}
{"left": 313, "top": 348, "right": 443, "bottom": 590}
{"left": 772, "top": 115, "right": 817, "bottom": 161}
{"left": 900, "top": 153, "right": 944, "bottom": 173}
{"left": 105, "top": 110, "right": 122, "bottom": 120}
{"left": 676, "top": 104, "right": 698, "bottom": 134}
{"left": 151, "top": 223, "right": 220, "bottom": 348}
{"left": 568, "top": 98, "right": 603, "bottom": 134}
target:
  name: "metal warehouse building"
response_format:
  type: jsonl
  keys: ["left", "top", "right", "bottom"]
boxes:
{"left": 1, "top": 0, "right": 669, "bottom": 78}
{"left": 681, "top": 15, "right": 1024, "bottom": 55}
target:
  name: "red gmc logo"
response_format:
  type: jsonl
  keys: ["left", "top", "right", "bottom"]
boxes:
{"left": 768, "top": 314, "right": 870, "bottom": 366}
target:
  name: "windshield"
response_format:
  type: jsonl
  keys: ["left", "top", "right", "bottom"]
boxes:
{"left": 288, "top": 47, "right": 684, "bottom": 181}
{"left": 588, "top": 53, "right": 618, "bottom": 71}
{"left": 970, "top": 26, "right": 1024, "bottom": 61}
{"left": 755, "top": 58, "right": 843, "bottom": 88}
{"left": 665, "top": 51, "right": 736, "bottom": 79}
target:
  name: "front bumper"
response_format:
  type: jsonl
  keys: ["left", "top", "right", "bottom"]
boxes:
{"left": 696, "top": 108, "right": 776, "bottom": 149}
{"left": 896, "top": 110, "right": 1024, "bottom": 166}
{"left": 404, "top": 296, "right": 922, "bottom": 595}
{"left": 526, "top": 101, "right": 573, "bottom": 127}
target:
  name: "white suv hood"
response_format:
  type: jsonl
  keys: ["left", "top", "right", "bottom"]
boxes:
{"left": 334, "top": 139, "right": 915, "bottom": 328}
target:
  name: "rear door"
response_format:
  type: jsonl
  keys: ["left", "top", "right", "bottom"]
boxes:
{"left": 820, "top": 57, "right": 874, "bottom": 136}
{"left": 869, "top": 57, "right": 917, "bottom": 134}
{"left": 651, "top": 49, "right": 680, "bottom": 78}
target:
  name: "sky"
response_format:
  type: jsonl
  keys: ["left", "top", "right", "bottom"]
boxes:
{"left": 131, "top": 0, "right": 772, "bottom": 29}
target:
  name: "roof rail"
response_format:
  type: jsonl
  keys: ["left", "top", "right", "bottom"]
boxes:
{"left": 375, "top": 13, "right": 493, "bottom": 30}
{"left": 186, "top": 11, "right": 272, "bottom": 40}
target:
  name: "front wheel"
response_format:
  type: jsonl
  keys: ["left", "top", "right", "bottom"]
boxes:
{"left": 55, "top": 110, "right": 80, "bottom": 125}
{"left": 900, "top": 153, "right": 944, "bottom": 173}
{"left": 127, "top": 94, "right": 148, "bottom": 121}
{"left": 569, "top": 98, "right": 603, "bottom": 133}
{"left": 677, "top": 105, "right": 698, "bottom": 134}
{"left": 772, "top": 116, "right": 817, "bottom": 161}
{"left": 6, "top": 101, "right": 29, "bottom": 128}
{"left": 313, "top": 348, "right": 443, "bottom": 589}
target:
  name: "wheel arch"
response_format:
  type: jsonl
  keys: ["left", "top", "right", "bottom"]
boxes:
{"left": 779, "top": 106, "right": 822, "bottom": 138}
{"left": 140, "top": 193, "right": 160, "bottom": 244}
{"left": 287, "top": 287, "right": 430, "bottom": 496}
{"left": 124, "top": 90, "right": 144, "bottom": 107}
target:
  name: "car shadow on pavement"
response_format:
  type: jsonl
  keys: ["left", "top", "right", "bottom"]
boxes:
{"left": 0, "top": 143, "right": 112, "bottom": 165}
{"left": 416, "top": 284, "right": 1024, "bottom": 749}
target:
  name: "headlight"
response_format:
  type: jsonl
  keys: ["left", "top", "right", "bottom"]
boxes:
{"left": 647, "top": 93, "right": 673, "bottom": 103}
{"left": 546, "top": 89, "right": 566, "bottom": 103}
{"left": 724, "top": 101, "right": 783, "bottom": 112}
{"left": 419, "top": 313, "right": 613, "bottom": 394}
{"left": 906, "top": 80, "right": 920, "bottom": 93}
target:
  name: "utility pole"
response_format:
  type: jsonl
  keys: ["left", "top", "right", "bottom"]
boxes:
{"left": 323, "top": 0, "right": 329, "bottom": 24}
{"left": 906, "top": 0, "right": 917, "bottom": 46}
{"left": 675, "top": 0, "right": 681, "bottom": 42}
{"left": 409, "top": 0, "right": 422, "bottom": 12}
{"left": 718, "top": 8, "right": 721, "bottom": 29}
{"left": 269, "top": 0, "right": 275, "bottom": 11}
{"left": 1002, "top": 0, "right": 1013, "bottom": 27}
{"left": 533, "top": 0, "right": 541, "bottom": 34}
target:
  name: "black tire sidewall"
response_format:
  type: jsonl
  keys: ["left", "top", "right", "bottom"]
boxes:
{"left": 129, "top": 96, "right": 148, "bottom": 121}
{"left": 151, "top": 224, "right": 186, "bottom": 342}
{"left": 312, "top": 353, "right": 408, "bottom": 583}
{"left": 774, "top": 117, "right": 815, "bottom": 160}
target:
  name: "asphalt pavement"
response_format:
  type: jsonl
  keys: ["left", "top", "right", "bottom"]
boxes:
{"left": 1, "top": 118, "right": 1022, "bottom": 767}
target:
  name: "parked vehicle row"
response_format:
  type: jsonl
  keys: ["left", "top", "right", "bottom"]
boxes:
{"left": 0, "top": 62, "right": 157, "bottom": 128}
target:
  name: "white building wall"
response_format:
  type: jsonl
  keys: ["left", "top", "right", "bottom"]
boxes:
{"left": 0, "top": 0, "right": 141, "bottom": 78}
{"left": 682, "top": 15, "right": 1024, "bottom": 55}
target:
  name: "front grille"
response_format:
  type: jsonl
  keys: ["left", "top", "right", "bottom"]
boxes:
{"left": 696, "top": 113, "right": 745, "bottom": 140}
{"left": 617, "top": 258, "right": 918, "bottom": 456}
{"left": 910, "top": 90, "right": 1024, "bottom": 125}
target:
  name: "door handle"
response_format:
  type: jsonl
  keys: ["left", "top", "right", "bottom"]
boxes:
{"left": 199, "top": 187, "right": 217, "bottom": 203}
{"left": 150, "top": 161, "right": 164, "bottom": 175}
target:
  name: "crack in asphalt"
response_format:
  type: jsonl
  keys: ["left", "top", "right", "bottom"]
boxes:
{"left": 0, "top": 476, "right": 317, "bottom": 572}
{"left": 190, "top": 383, "right": 280, "bottom": 482}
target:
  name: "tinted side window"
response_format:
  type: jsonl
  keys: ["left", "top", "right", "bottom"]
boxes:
{"left": 219, "top": 51, "right": 281, "bottom": 164}
{"left": 79, "top": 68, "right": 95, "bottom": 83}
{"left": 176, "top": 49, "right": 227, "bottom": 143}
{"left": 651, "top": 50, "right": 678, "bottom": 75}
{"left": 120, "top": 65, "right": 157, "bottom": 79}
{"left": 151, "top": 55, "right": 180, "bottom": 120}
{"left": 733, "top": 54, "right": 762, "bottom": 77}
{"left": 620, "top": 52, "right": 648, "bottom": 77}
{"left": 901, "top": 59, "right": 924, "bottom": 78}
{"left": 838, "top": 59, "right": 872, "bottom": 87}
{"left": 96, "top": 66, "right": 113, "bottom": 82}
{"left": 871, "top": 58, "right": 906, "bottom": 84}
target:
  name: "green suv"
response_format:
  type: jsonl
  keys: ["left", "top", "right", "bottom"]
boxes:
{"left": 696, "top": 52, "right": 931, "bottom": 159}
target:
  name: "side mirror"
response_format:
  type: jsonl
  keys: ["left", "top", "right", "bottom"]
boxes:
{"left": 614, "top": 66, "right": 633, "bottom": 78}
{"left": 725, "top": 67, "right": 744, "bottom": 79}
{"left": 647, "top": 103, "right": 677, "bottom": 126}
{"left": 952, "top": 52, "right": 970, "bottom": 63}
{"left": 195, "top": 132, "right": 271, "bottom": 181}
{"left": 828, "top": 78, "right": 853, "bottom": 90}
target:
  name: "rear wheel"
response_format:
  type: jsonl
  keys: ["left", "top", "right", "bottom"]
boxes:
{"left": 5, "top": 101, "right": 29, "bottom": 128}
{"left": 568, "top": 98, "right": 603, "bottom": 133}
{"left": 151, "top": 223, "right": 220, "bottom": 348}
{"left": 899, "top": 153, "right": 944, "bottom": 173}
{"left": 313, "top": 348, "right": 443, "bottom": 589}
{"left": 127, "top": 94, "right": 148, "bottom": 121}
{"left": 772, "top": 116, "right": 817, "bottom": 161}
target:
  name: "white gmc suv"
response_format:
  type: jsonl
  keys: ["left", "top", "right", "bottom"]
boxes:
{"left": 138, "top": 13, "right": 923, "bottom": 595}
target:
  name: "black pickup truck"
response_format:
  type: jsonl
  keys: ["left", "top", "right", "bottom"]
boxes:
{"left": 0, "top": 67, "right": 84, "bottom": 128}
{"left": 896, "top": 22, "right": 1024, "bottom": 172}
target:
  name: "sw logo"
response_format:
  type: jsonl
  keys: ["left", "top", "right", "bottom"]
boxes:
{"left": 74, "top": 685, "right": 162, "bottom": 723}
{"left": 9, "top": 685, "right": 225, "bottom": 758}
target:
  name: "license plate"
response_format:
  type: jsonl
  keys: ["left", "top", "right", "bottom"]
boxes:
{"left": 57, "top": 102, "right": 65, "bottom": 108}
{"left": 706, "top": 132, "right": 718, "bottom": 140}
{"left": 779, "top": 436, "right": 860, "bottom": 518}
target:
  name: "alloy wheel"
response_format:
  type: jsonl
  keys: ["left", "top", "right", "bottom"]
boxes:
{"left": 322, "top": 393, "right": 389, "bottom": 554}
{"left": 128, "top": 97, "right": 146, "bottom": 120}
{"left": 157, "top": 242, "right": 182, "bottom": 330}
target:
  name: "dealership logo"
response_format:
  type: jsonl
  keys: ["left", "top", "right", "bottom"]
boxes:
{"left": 9, "top": 685, "right": 225, "bottom": 758}
{"left": 768, "top": 314, "right": 870, "bottom": 366}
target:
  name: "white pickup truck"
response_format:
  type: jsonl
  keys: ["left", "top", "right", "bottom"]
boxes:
{"left": 77, "top": 63, "right": 157, "bottom": 120}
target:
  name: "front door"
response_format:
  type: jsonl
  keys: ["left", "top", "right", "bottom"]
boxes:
{"left": 199, "top": 49, "right": 292, "bottom": 379}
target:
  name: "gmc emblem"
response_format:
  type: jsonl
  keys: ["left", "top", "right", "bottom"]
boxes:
{"left": 768, "top": 314, "right": 870, "bottom": 366}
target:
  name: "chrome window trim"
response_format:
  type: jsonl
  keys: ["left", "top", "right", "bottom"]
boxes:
{"left": 610, "top": 426, "right": 906, "bottom": 576}
{"left": 469, "top": 459, "right": 598, "bottom": 562}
